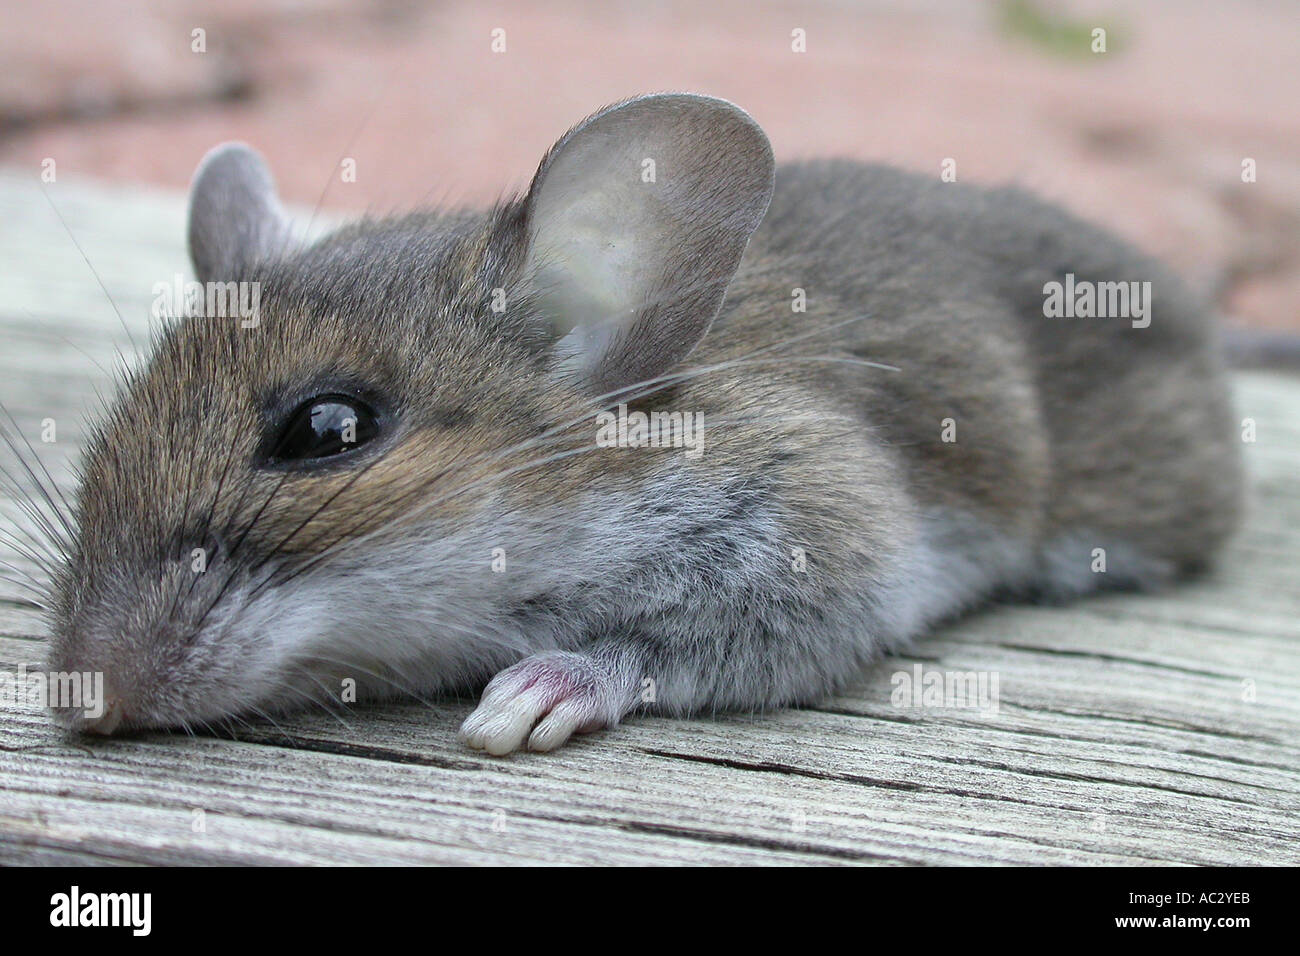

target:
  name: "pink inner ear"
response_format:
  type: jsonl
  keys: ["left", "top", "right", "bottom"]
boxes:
{"left": 521, "top": 94, "right": 774, "bottom": 397}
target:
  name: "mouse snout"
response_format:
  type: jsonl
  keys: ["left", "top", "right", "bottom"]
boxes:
{"left": 46, "top": 612, "right": 176, "bottom": 737}
{"left": 44, "top": 651, "right": 138, "bottom": 736}
{"left": 52, "top": 684, "right": 128, "bottom": 735}
{"left": 46, "top": 539, "right": 250, "bottom": 735}
{"left": 79, "top": 695, "right": 126, "bottom": 735}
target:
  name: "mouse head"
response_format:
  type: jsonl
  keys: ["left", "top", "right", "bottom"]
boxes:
{"left": 46, "top": 93, "right": 774, "bottom": 734}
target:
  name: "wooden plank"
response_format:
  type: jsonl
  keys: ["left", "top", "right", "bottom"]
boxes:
{"left": 0, "top": 169, "right": 1296, "bottom": 865}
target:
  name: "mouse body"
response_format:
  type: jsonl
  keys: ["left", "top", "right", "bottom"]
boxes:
{"left": 45, "top": 94, "right": 1242, "bottom": 752}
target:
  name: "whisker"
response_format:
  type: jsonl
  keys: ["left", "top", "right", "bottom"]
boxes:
{"left": 282, "top": 666, "right": 357, "bottom": 733}
{"left": 302, "top": 73, "right": 393, "bottom": 248}
{"left": 247, "top": 442, "right": 401, "bottom": 576}
{"left": 245, "top": 703, "right": 300, "bottom": 745}
{"left": 38, "top": 183, "right": 140, "bottom": 356}
{"left": 293, "top": 652, "right": 441, "bottom": 710}
{"left": 0, "top": 565, "right": 52, "bottom": 607}
{"left": 183, "top": 450, "right": 240, "bottom": 602}
{"left": 21, "top": 307, "right": 115, "bottom": 380}
{"left": 0, "top": 529, "right": 59, "bottom": 581}
{"left": 0, "top": 419, "right": 74, "bottom": 553}
{"left": 0, "top": 479, "right": 65, "bottom": 557}
{"left": 261, "top": 349, "right": 887, "bottom": 591}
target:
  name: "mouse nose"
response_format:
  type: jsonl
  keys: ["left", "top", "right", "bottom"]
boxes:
{"left": 80, "top": 695, "right": 127, "bottom": 735}
{"left": 51, "top": 677, "right": 130, "bottom": 736}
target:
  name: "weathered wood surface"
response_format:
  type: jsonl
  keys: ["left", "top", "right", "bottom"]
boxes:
{"left": 0, "top": 169, "right": 1296, "bottom": 866}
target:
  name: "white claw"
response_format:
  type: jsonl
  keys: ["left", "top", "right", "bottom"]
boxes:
{"left": 458, "top": 652, "right": 620, "bottom": 755}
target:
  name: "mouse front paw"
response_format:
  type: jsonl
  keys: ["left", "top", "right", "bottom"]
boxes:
{"left": 458, "top": 651, "right": 631, "bottom": 755}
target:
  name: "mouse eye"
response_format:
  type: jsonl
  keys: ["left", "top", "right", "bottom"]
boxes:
{"left": 270, "top": 394, "right": 380, "bottom": 462}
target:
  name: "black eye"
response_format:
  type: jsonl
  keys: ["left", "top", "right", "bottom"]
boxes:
{"left": 270, "top": 394, "right": 380, "bottom": 462}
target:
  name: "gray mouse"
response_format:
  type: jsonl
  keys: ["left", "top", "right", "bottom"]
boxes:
{"left": 43, "top": 93, "right": 1243, "bottom": 753}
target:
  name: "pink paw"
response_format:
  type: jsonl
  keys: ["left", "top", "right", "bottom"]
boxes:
{"left": 458, "top": 651, "right": 627, "bottom": 755}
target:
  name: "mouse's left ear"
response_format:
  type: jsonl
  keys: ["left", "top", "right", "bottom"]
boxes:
{"left": 187, "top": 142, "right": 295, "bottom": 284}
{"left": 517, "top": 93, "right": 775, "bottom": 396}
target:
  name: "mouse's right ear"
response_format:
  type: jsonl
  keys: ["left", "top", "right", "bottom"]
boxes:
{"left": 187, "top": 142, "right": 294, "bottom": 284}
{"left": 515, "top": 94, "right": 775, "bottom": 397}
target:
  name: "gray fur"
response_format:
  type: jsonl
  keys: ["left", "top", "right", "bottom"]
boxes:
{"left": 47, "top": 94, "right": 1243, "bottom": 752}
{"left": 188, "top": 142, "right": 293, "bottom": 284}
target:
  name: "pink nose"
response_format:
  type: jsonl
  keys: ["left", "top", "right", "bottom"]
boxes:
{"left": 80, "top": 696, "right": 126, "bottom": 735}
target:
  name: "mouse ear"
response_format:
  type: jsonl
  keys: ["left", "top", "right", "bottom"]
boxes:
{"left": 519, "top": 93, "right": 775, "bottom": 396}
{"left": 187, "top": 142, "right": 294, "bottom": 284}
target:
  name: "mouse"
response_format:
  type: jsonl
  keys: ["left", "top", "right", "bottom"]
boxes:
{"left": 40, "top": 92, "right": 1243, "bottom": 754}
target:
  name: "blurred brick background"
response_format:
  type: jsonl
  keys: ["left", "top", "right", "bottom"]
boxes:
{"left": 1, "top": 0, "right": 1296, "bottom": 327}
